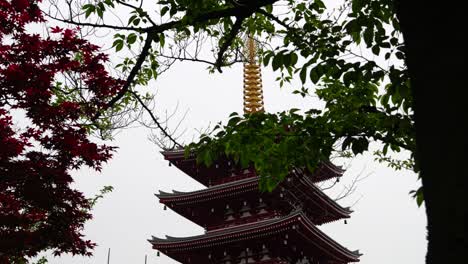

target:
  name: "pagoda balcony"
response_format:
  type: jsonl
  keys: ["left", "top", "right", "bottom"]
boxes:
{"left": 254, "top": 260, "right": 288, "bottom": 264}
{"left": 156, "top": 176, "right": 352, "bottom": 229}
{"left": 212, "top": 171, "right": 257, "bottom": 185}
{"left": 206, "top": 211, "right": 282, "bottom": 232}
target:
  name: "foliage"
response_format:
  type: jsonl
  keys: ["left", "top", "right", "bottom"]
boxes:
{"left": 178, "top": 0, "right": 416, "bottom": 194}
{"left": 8, "top": 256, "right": 48, "bottom": 264}
{"left": 189, "top": 110, "right": 335, "bottom": 191}
{"left": 0, "top": 0, "right": 425, "bottom": 260}
{"left": 36, "top": 1, "right": 463, "bottom": 263}
{"left": 187, "top": 76, "right": 415, "bottom": 191}
{"left": 88, "top": 186, "right": 115, "bottom": 207}
{"left": 62, "top": 0, "right": 418, "bottom": 197}
{"left": 0, "top": 0, "right": 123, "bottom": 260}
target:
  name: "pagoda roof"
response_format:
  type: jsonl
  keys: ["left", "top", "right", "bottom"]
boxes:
{"left": 156, "top": 176, "right": 351, "bottom": 225}
{"left": 156, "top": 177, "right": 258, "bottom": 203}
{"left": 149, "top": 210, "right": 361, "bottom": 263}
{"left": 161, "top": 149, "right": 345, "bottom": 186}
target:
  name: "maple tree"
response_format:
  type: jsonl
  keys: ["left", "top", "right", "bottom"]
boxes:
{"left": 0, "top": 0, "right": 124, "bottom": 261}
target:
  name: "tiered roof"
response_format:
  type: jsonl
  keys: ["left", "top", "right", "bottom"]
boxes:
{"left": 151, "top": 35, "right": 360, "bottom": 264}
{"left": 162, "top": 149, "right": 345, "bottom": 186}
{"left": 150, "top": 210, "right": 361, "bottom": 263}
{"left": 156, "top": 176, "right": 352, "bottom": 226}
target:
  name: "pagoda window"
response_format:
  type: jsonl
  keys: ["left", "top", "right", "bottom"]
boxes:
{"left": 238, "top": 248, "right": 256, "bottom": 264}
{"left": 238, "top": 250, "right": 246, "bottom": 264}
{"left": 260, "top": 244, "right": 272, "bottom": 261}
{"left": 257, "top": 198, "right": 269, "bottom": 215}
{"left": 246, "top": 248, "right": 256, "bottom": 263}
{"left": 221, "top": 255, "right": 233, "bottom": 264}
{"left": 295, "top": 257, "right": 311, "bottom": 264}
{"left": 224, "top": 204, "right": 235, "bottom": 222}
{"left": 239, "top": 201, "right": 252, "bottom": 218}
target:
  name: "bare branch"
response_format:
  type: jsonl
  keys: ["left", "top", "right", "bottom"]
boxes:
{"left": 130, "top": 90, "right": 183, "bottom": 149}
{"left": 44, "top": 13, "right": 145, "bottom": 31}
{"left": 334, "top": 170, "right": 371, "bottom": 202}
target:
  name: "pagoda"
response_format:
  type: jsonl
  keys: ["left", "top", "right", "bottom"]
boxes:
{"left": 150, "top": 36, "right": 361, "bottom": 264}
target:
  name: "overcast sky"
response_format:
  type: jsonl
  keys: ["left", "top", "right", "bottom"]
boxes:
{"left": 29, "top": 59, "right": 427, "bottom": 264}
{"left": 26, "top": 1, "right": 429, "bottom": 263}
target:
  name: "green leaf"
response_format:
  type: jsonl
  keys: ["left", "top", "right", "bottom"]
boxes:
{"left": 272, "top": 54, "right": 283, "bottom": 71}
{"left": 383, "top": 144, "right": 389, "bottom": 155}
{"left": 371, "top": 45, "right": 380, "bottom": 55}
{"left": 83, "top": 4, "right": 95, "bottom": 18}
{"left": 161, "top": 6, "right": 169, "bottom": 16}
{"left": 310, "top": 68, "right": 319, "bottom": 84}
{"left": 363, "top": 28, "right": 374, "bottom": 47}
{"left": 127, "top": 33, "right": 137, "bottom": 45}
{"left": 159, "top": 34, "right": 166, "bottom": 47}
{"left": 263, "top": 52, "right": 272, "bottom": 66}
{"left": 413, "top": 187, "right": 424, "bottom": 207}
{"left": 283, "top": 53, "right": 291, "bottom": 67}
{"left": 380, "top": 42, "right": 391, "bottom": 48}
{"left": 395, "top": 51, "right": 404, "bottom": 60}
{"left": 96, "top": 7, "right": 103, "bottom": 18}
{"left": 342, "top": 137, "right": 353, "bottom": 151}
{"left": 299, "top": 68, "right": 307, "bottom": 84}
{"left": 290, "top": 53, "right": 298, "bottom": 66}
{"left": 128, "top": 15, "right": 137, "bottom": 25}
{"left": 351, "top": 137, "right": 369, "bottom": 155}
{"left": 115, "top": 41, "right": 124, "bottom": 52}
{"left": 343, "top": 71, "right": 356, "bottom": 86}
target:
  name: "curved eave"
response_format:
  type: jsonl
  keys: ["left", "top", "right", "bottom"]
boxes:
{"left": 299, "top": 177, "right": 353, "bottom": 217}
{"left": 162, "top": 150, "right": 343, "bottom": 175}
{"left": 157, "top": 177, "right": 351, "bottom": 219}
{"left": 149, "top": 210, "right": 360, "bottom": 262}
{"left": 304, "top": 162, "right": 345, "bottom": 183}
{"left": 162, "top": 149, "right": 345, "bottom": 185}
{"left": 161, "top": 149, "right": 190, "bottom": 159}
{"left": 156, "top": 177, "right": 258, "bottom": 203}
{"left": 323, "top": 161, "right": 345, "bottom": 175}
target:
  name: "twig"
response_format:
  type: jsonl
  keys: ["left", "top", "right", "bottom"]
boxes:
{"left": 130, "top": 90, "right": 183, "bottom": 149}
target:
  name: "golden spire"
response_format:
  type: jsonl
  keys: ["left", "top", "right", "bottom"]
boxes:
{"left": 243, "top": 34, "right": 264, "bottom": 114}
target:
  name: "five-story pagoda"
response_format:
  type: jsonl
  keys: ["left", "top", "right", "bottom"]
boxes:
{"left": 150, "top": 36, "right": 361, "bottom": 264}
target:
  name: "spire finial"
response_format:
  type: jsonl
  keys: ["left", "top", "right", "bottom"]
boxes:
{"left": 243, "top": 33, "right": 264, "bottom": 114}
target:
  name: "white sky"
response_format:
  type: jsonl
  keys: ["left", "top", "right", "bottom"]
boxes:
{"left": 26, "top": 1, "right": 428, "bottom": 263}
{"left": 32, "top": 60, "right": 427, "bottom": 264}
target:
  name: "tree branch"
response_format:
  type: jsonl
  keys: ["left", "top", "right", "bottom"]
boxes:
{"left": 130, "top": 90, "right": 183, "bottom": 149}
{"left": 214, "top": 16, "right": 246, "bottom": 72}
{"left": 257, "top": 9, "right": 291, "bottom": 30}
{"left": 84, "top": 0, "right": 278, "bottom": 129}
{"left": 158, "top": 53, "right": 241, "bottom": 67}
{"left": 45, "top": 13, "right": 145, "bottom": 31}
{"left": 104, "top": 33, "right": 155, "bottom": 110}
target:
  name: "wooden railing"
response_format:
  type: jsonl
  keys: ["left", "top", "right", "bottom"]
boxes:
{"left": 211, "top": 172, "right": 257, "bottom": 185}
{"left": 206, "top": 211, "right": 280, "bottom": 232}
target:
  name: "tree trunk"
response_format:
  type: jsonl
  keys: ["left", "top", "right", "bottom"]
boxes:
{"left": 394, "top": 1, "right": 466, "bottom": 263}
